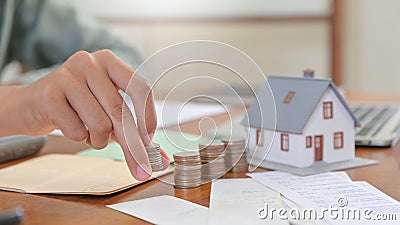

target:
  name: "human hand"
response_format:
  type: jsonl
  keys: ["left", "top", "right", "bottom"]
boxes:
{"left": 0, "top": 50, "right": 169, "bottom": 180}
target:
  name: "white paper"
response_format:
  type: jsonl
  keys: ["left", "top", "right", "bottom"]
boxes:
{"left": 278, "top": 180, "right": 397, "bottom": 225}
{"left": 208, "top": 178, "right": 289, "bottom": 225}
{"left": 153, "top": 100, "right": 226, "bottom": 128}
{"left": 50, "top": 100, "right": 226, "bottom": 136}
{"left": 331, "top": 171, "right": 352, "bottom": 182}
{"left": 249, "top": 172, "right": 400, "bottom": 224}
{"left": 107, "top": 195, "right": 208, "bottom": 225}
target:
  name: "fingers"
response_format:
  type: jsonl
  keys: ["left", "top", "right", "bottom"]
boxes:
{"left": 42, "top": 85, "right": 88, "bottom": 142}
{"left": 59, "top": 50, "right": 158, "bottom": 180}
{"left": 66, "top": 50, "right": 152, "bottom": 180}
{"left": 92, "top": 50, "right": 157, "bottom": 145}
{"left": 117, "top": 110, "right": 151, "bottom": 181}
{"left": 160, "top": 148, "right": 170, "bottom": 170}
{"left": 61, "top": 70, "right": 112, "bottom": 149}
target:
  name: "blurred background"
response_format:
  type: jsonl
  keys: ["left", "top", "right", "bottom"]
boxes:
{"left": 68, "top": 0, "right": 400, "bottom": 95}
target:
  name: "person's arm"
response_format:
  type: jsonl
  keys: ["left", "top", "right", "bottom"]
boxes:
{"left": 0, "top": 50, "right": 169, "bottom": 180}
{"left": 9, "top": 0, "right": 142, "bottom": 83}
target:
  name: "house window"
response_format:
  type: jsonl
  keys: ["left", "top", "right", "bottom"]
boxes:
{"left": 334, "top": 132, "right": 344, "bottom": 149}
{"left": 323, "top": 101, "right": 333, "bottom": 119}
{"left": 256, "top": 129, "right": 263, "bottom": 146}
{"left": 283, "top": 91, "right": 296, "bottom": 104}
{"left": 306, "top": 136, "right": 312, "bottom": 148}
{"left": 281, "top": 133, "right": 289, "bottom": 151}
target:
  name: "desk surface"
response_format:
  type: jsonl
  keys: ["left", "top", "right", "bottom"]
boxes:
{"left": 1, "top": 93, "right": 400, "bottom": 225}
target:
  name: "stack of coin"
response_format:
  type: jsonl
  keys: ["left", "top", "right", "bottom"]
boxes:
{"left": 173, "top": 151, "right": 202, "bottom": 188}
{"left": 199, "top": 141, "right": 226, "bottom": 181}
{"left": 222, "top": 138, "right": 248, "bottom": 172}
{"left": 144, "top": 142, "right": 163, "bottom": 172}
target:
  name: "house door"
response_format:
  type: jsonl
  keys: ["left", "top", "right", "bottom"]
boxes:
{"left": 314, "top": 135, "right": 323, "bottom": 162}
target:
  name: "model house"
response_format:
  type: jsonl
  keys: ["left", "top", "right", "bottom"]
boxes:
{"left": 242, "top": 71, "right": 360, "bottom": 168}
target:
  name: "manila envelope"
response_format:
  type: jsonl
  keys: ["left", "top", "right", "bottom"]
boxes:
{"left": 0, "top": 154, "right": 173, "bottom": 195}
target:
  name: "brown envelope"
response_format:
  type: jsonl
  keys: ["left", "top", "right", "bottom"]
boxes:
{"left": 0, "top": 154, "right": 173, "bottom": 195}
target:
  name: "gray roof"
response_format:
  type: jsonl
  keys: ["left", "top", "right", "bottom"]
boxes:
{"left": 241, "top": 76, "right": 360, "bottom": 133}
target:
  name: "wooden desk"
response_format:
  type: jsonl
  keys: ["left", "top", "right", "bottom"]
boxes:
{"left": 1, "top": 96, "right": 400, "bottom": 225}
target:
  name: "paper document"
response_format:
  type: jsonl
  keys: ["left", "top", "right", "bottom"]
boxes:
{"left": 107, "top": 195, "right": 208, "bottom": 225}
{"left": 0, "top": 154, "right": 173, "bottom": 195}
{"left": 332, "top": 171, "right": 352, "bottom": 182}
{"left": 153, "top": 100, "right": 227, "bottom": 128}
{"left": 51, "top": 100, "right": 226, "bottom": 136}
{"left": 278, "top": 175, "right": 386, "bottom": 225}
{"left": 209, "top": 178, "right": 289, "bottom": 225}
{"left": 249, "top": 171, "right": 400, "bottom": 224}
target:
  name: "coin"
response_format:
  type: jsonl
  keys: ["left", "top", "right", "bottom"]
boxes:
{"left": 199, "top": 141, "right": 227, "bottom": 181}
{"left": 222, "top": 138, "right": 248, "bottom": 172}
{"left": 144, "top": 142, "right": 163, "bottom": 172}
{"left": 173, "top": 151, "right": 202, "bottom": 188}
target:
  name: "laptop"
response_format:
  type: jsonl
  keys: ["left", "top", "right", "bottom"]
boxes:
{"left": 210, "top": 103, "right": 400, "bottom": 148}
{"left": 349, "top": 103, "right": 400, "bottom": 147}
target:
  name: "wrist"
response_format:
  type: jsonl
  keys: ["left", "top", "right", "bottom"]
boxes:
{"left": 0, "top": 85, "right": 26, "bottom": 136}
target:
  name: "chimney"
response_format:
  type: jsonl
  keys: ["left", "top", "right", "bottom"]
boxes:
{"left": 303, "top": 69, "right": 315, "bottom": 78}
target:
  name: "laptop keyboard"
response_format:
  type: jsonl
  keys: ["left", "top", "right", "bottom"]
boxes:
{"left": 349, "top": 103, "right": 400, "bottom": 146}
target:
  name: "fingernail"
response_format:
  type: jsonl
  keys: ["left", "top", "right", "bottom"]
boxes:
{"left": 143, "top": 133, "right": 154, "bottom": 145}
{"left": 136, "top": 163, "right": 151, "bottom": 180}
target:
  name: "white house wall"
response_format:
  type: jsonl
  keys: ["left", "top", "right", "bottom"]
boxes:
{"left": 303, "top": 88, "right": 355, "bottom": 163}
{"left": 247, "top": 127, "right": 275, "bottom": 164}
{"left": 248, "top": 128, "right": 311, "bottom": 168}
{"left": 265, "top": 131, "right": 310, "bottom": 167}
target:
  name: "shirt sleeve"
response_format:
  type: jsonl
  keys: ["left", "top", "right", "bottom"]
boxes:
{"left": 8, "top": 0, "right": 143, "bottom": 83}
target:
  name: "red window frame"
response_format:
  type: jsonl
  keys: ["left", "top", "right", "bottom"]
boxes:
{"left": 256, "top": 129, "right": 263, "bottom": 146}
{"left": 283, "top": 91, "right": 296, "bottom": 104}
{"left": 334, "top": 132, "right": 344, "bottom": 149}
{"left": 281, "top": 133, "right": 289, "bottom": 151}
{"left": 306, "top": 136, "right": 312, "bottom": 148}
{"left": 323, "top": 101, "right": 333, "bottom": 119}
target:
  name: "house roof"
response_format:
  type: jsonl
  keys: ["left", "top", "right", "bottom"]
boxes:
{"left": 241, "top": 76, "right": 360, "bottom": 134}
